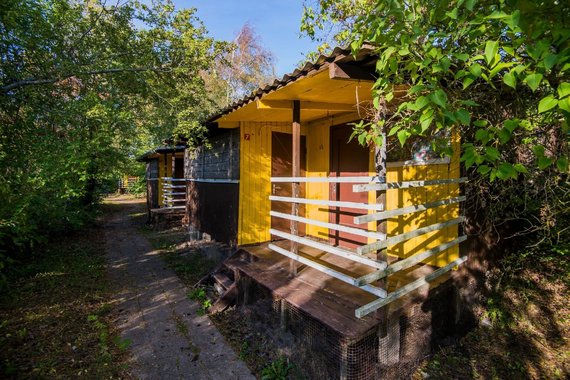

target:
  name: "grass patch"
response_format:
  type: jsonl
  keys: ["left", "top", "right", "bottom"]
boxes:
{"left": 0, "top": 225, "right": 131, "bottom": 378}
{"left": 415, "top": 243, "right": 570, "bottom": 379}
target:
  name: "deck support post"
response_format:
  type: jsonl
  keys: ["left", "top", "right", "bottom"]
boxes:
{"left": 378, "top": 310, "right": 401, "bottom": 366}
{"left": 280, "top": 298, "right": 288, "bottom": 330}
{"left": 290, "top": 100, "right": 301, "bottom": 276}
{"left": 339, "top": 341, "right": 349, "bottom": 380}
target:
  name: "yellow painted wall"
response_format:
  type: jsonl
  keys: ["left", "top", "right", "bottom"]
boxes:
{"left": 238, "top": 118, "right": 461, "bottom": 268}
{"left": 305, "top": 121, "right": 330, "bottom": 240}
{"left": 237, "top": 121, "right": 308, "bottom": 245}
{"left": 385, "top": 131, "right": 461, "bottom": 267}
{"left": 157, "top": 153, "right": 175, "bottom": 207}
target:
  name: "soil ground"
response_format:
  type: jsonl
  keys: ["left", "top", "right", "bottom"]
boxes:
{"left": 103, "top": 196, "right": 253, "bottom": 379}
{"left": 0, "top": 200, "right": 131, "bottom": 378}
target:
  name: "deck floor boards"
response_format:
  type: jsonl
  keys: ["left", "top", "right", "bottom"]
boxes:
{"left": 226, "top": 239, "right": 452, "bottom": 340}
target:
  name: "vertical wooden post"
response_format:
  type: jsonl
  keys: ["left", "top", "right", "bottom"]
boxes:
{"left": 375, "top": 126, "right": 389, "bottom": 334}
{"left": 290, "top": 100, "right": 301, "bottom": 276}
{"left": 375, "top": 127, "right": 388, "bottom": 268}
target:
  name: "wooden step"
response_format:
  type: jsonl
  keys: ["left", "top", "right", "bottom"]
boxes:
{"left": 213, "top": 272, "right": 233, "bottom": 290}
{"left": 209, "top": 283, "right": 238, "bottom": 314}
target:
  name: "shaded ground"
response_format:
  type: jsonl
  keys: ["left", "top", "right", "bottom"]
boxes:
{"left": 0, "top": 207, "right": 131, "bottom": 378}
{"left": 414, "top": 244, "right": 570, "bottom": 379}
{"left": 103, "top": 196, "right": 253, "bottom": 379}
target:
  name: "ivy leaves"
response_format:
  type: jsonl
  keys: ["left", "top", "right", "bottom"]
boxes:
{"left": 312, "top": 0, "right": 570, "bottom": 181}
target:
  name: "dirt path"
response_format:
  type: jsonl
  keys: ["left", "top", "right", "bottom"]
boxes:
{"left": 103, "top": 197, "right": 253, "bottom": 380}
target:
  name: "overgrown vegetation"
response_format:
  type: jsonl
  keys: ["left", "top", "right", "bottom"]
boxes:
{"left": 415, "top": 242, "right": 569, "bottom": 378}
{"left": 0, "top": 0, "right": 276, "bottom": 280}
{"left": 188, "top": 287, "right": 213, "bottom": 316}
{"left": 0, "top": 221, "right": 130, "bottom": 378}
{"left": 302, "top": 0, "right": 569, "bottom": 242}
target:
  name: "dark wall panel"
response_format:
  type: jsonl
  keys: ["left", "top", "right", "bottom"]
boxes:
{"left": 187, "top": 182, "right": 239, "bottom": 245}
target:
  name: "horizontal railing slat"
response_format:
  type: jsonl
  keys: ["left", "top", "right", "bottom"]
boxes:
{"left": 355, "top": 256, "right": 468, "bottom": 318}
{"left": 270, "top": 211, "right": 386, "bottom": 240}
{"left": 268, "top": 244, "right": 387, "bottom": 298}
{"left": 354, "top": 196, "right": 465, "bottom": 224}
{"left": 356, "top": 217, "right": 464, "bottom": 255}
{"left": 269, "top": 229, "right": 387, "bottom": 270}
{"left": 353, "top": 177, "right": 467, "bottom": 192}
{"left": 161, "top": 177, "right": 188, "bottom": 182}
{"left": 271, "top": 176, "right": 381, "bottom": 183}
{"left": 354, "top": 235, "right": 467, "bottom": 285}
{"left": 270, "top": 195, "right": 384, "bottom": 211}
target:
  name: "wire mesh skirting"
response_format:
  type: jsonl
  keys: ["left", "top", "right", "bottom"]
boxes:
{"left": 272, "top": 299, "right": 383, "bottom": 380}
{"left": 268, "top": 279, "right": 460, "bottom": 380}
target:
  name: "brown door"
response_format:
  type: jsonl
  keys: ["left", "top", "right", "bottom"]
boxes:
{"left": 174, "top": 157, "right": 184, "bottom": 178}
{"left": 271, "top": 132, "right": 306, "bottom": 235}
{"left": 330, "top": 124, "right": 370, "bottom": 248}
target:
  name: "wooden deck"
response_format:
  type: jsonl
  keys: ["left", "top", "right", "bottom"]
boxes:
{"left": 226, "top": 240, "right": 453, "bottom": 340}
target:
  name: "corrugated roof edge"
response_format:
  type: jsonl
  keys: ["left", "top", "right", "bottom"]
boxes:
{"left": 207, "top": 45, "right": 377, "bottom": 123}
{"left": 137, "top": 145, "right": 187, "bottom": 162}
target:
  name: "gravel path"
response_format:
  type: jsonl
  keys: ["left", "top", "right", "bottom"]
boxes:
{"left": 104, "top": 197, "right": 254, "bottom": 380}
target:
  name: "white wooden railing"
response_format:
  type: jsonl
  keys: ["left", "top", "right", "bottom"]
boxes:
{"left": 161, "top": 177, "right": 187, "bottom": 209}
{"left": 268, "top": 176, "right": 468, "bottom": 318}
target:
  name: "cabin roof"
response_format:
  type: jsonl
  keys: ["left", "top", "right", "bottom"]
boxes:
{"left": 208, "top": 45, "right": 381, "bottom": 125}
{"left": 137, "top": 145, "right": 186, "bottom": 162}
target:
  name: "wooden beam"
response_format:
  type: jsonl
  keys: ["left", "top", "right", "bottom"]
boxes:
{"left": 269, "top": 195, "right": 385, "bottom": 211}
{"left": 354, "top": 235, "right": 467, "bottom": 286}
{"left": 355, "top": 256, "right": 468, "bottom": 318}
{"left": 271, "top": 175, "right": 381, "bottom": 183}
{"left": 290, "top": 100, "right": 301, "bottom": 276}
{"left": 270, "top": 211, "right": 386, "bottom": 240}
{"left": 354, "top": 196, "right": 466, "bottom": 225}
{"left": 256, "top": 99, "right": 356, "bottom": 112}
{"left": 329, "top": 62, "right": 377, "bottom": 81}
{"left": 217, "top": 121, "right": 240, "bottom": 129}
{"left": 353, "top": 177, "right": 468, "bottom": 192}
{"left": 268, "top": 244, "right": 387, "bottom": 298}
{"left": 269, "top": 229, "right": 387, "bottom": 270}
{"left": 356, "top": 217, "right": 465, "bottom": 255}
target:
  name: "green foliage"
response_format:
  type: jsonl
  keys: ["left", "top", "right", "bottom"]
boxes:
{"left": 0, "top": 0, "right": 229, "bottom": 271}
{"left": 188, "top": 287, "right": 212, "bottom": 315}
{"left": 261, "top": 356, "right": 293, "bottom": 380}
{"left": 302, "top": 0, "right": 569, "bottom": 240}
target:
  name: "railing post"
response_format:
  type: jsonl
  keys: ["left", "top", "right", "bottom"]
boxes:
{"left": 290, "top": 100, "right": 301, "bottom": 276}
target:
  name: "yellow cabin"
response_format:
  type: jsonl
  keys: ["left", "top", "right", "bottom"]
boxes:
{"left": 207, "top": 47, "right": 465, "bottom": 317}
{"left": 138, "top": 143, "right": 187, "bottom": 220}
{"left": 196, "top": 47, "right": 468, "bottom": 378}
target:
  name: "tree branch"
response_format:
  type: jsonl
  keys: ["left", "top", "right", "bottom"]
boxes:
{"left": 1, "top": 67, "right": 170, "bottom": 94}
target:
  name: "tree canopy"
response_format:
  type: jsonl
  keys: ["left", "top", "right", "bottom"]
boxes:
{"left": 0, "top": 0, "right": 232, "bottom": 264}
{"left": 302, "top": 0, "right": 569, "bottom": 242}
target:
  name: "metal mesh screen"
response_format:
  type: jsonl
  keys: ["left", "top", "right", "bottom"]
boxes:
{"left": 262, "top": 282, "right": 457, "bottom": 380}
{"left": 271, "top": 299, "right": 382, "bottom": 380}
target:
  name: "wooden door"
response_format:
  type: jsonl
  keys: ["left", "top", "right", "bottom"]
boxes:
{"left": 271, "top": 132, "right": 306, "bottom": 235}
{"left": 174, "top": 157, "right": 184, "bottom": 178}
{"left": 330, "top": 124, "right": 370, "bottom": 248}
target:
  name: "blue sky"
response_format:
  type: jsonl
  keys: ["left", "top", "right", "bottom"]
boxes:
{"left": 173, "top": 1, "right": 320, "bottom": 77}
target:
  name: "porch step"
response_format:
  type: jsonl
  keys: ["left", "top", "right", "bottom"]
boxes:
{"left": 212, "top": 272, "right": 234, "bottom": 290}
{"left": 209, "top": 282, "right": 238, "bottom": 314}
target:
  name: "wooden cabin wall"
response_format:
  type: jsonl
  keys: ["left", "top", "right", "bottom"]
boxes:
{"left": 238, "top": 121, "right": 308, "bottom": 245}
{"left": 186, "top": 129, "right": 240, "bottom": 179}
{"left": 185, "top": 129, "right": 240, "bottom": 244}
{"left": 305, "top": 120, "right": 330, "bottom": 240}
{"left": 385, "top": 132, "right": 461, "bottom": 267}
{"left": 236, "top": 117, "right": 461, "bottom": 268}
